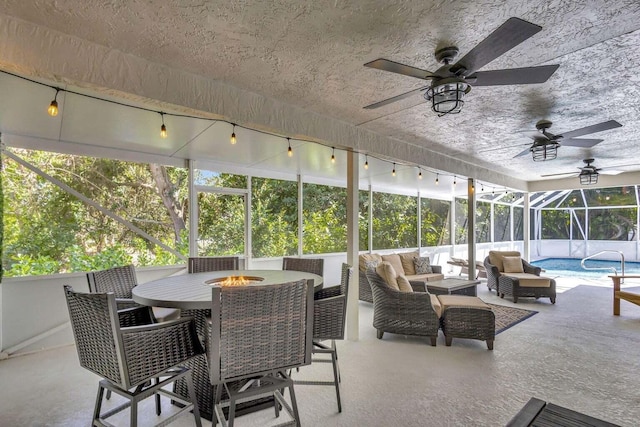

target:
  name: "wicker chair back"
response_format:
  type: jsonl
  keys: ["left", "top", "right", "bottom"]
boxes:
{"left": 188, "top": 256, "right": 239, "bottom": 273}
{"left": 312, "top": 263, "right": 352, "bottom": 340}
{"left": 209, "top": 280, "right": 314, "bottom": 383}
{"left": 86, "top": 264, "right": 137, "bottom": 298}
{"left": 282, "top": 257, "right": 324, "bottom": 278}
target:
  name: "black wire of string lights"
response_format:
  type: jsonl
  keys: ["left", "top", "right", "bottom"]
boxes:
{"left": 2, "top": 68, "right": 512, "bottom": 194}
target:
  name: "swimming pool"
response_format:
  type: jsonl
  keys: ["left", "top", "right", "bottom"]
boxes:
{"left": 530, "top": 257, "right": 640, "bottom": 278}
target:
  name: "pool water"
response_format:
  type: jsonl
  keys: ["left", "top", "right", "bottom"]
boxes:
{"left": 530, "top": 257, "right": 640, "bottom": 278}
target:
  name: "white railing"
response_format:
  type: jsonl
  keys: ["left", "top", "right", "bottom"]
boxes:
{"left": 581, "top": 250, "right": 625, "bottom": 279}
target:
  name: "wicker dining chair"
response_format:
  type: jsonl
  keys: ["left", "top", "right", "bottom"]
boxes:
{"left": 187, "top": 256, "right": 239, "bottom": 273}
{"left": 208, "top": 280, "right": 314, "bottom": 427}
{"left": 282, "top": 257, "right": 324, "bottom": 291}
{"left": 296, "top": 263, "right": 352, "bottom": 413}
{"left": 64, "top": 285, "right": 204, "bottom": 427}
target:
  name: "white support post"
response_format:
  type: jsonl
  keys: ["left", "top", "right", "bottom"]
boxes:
{"left": 346, "top": 151, "right": 359, "bottom": 341}
{"left": 523, "top": 193, "right": 530, "bottom": 261}
{"left": 467, "top": 178, "right": 476, "bottom": 280}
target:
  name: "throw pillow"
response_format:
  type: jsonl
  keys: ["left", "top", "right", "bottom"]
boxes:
{"left": 414, "top": 256, "right": 433, "bottom": 274}
{"left": 364, "top": 259, "right": 380, "bottom": 271}
{"left": 375, "top": 261, "right": 399, "bottom": 290}
{"left": 381, "top": 254, "right": 405, "bottom": 276}
{"left": 396, "top": 274, "right": 413, "bottom": 292}
{"left": 503, "top": 256, "right": 524, "bottom": 273}
{"left": 398, "top": 251, "right": 419, "bottom": 275}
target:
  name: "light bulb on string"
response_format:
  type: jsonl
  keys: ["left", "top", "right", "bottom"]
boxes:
{"left": 48, "top": 88, "right": 60, "bottom": 117}
{"left": 159, "top": 112, "right": 167, "bottom": 138}
{"left": 392, "top": 163, "right": 396, "bottom": 177}
{"left": 418, "top": 169, "right": 423, "bottom": 179}
{"left": 481, "top": 183, "right": 484, "bottom": 192}
{"left": 453, "top": 176, "right": 457, "bottom": 186}
{"left": 364, "top": 155, "right": 369, "bottom": 170}
{"left": 230, "top": 124, "right": 237, "bottom": 145}
{"left": 331, "top": 147, "right": 336, "bottom": 164}
{"left": 287, "top": 138, "right": 293, "bottom": 157}
{"left": 435, "top": 173, "right": 439, "bottom": 185}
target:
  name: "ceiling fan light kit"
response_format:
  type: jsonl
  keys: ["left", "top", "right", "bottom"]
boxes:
{"left": 579, "top": 170, "right": 598, "bottom": 185}
{"left": 364, "top": 17, "right": 558, "bottom": 116}
{"left": 531, "top": 142, "right": 559, "bottom": 161}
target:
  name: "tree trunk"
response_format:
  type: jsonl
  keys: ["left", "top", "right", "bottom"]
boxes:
{"left": 149, "top": 164, "right": 186, "bottom": 243}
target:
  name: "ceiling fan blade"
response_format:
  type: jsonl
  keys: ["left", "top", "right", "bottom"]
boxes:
{"left": 560, "top": 120, "right": 623, "bottom": 139}
{"left": 599, "top": 170, "right": 624, "bottom": 175}
{"left": 364, "top": 59, "right": 436, "bottom": 80}
{"left": 451, "top": 17, "right": 542, "bottom": 76}
{"left": 513, "top": 147, "right": 532, "bottom": 158}
{"left": 467, "top": 64, "right": 559, "bottom": 86}
{"left": 559, "top": 138, "right": 603, "bottom": 148}
{"left": 541, "top": 172, "right": 579, "bottom": 178}
{"left": 363, "top": 86, "right": 427, "bottom": 109}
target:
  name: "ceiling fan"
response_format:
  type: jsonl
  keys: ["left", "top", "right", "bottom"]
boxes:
{"left": 513, "top": 119, "right": 623, "bottom": 161}
{"left": 363, "top": 17, "right": 559, "bottom": 116}
{"left": 541, "top": 158, "right": 636, "bottom": 185}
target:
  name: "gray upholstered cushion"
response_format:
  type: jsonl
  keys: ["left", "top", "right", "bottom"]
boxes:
{"left": 414, "top": 257, "right": 433, "bottom": 274}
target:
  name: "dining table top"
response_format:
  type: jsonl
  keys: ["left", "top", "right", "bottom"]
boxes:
{"left": 132, "top": 269, "right": 324, "bottom": 310}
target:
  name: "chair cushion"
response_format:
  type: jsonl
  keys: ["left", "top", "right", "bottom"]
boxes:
{"left": 503, "top": 256, "right": 524, "bottom": 273}
{"left": 437, "top": 295, "right": 491, "bottom": 311}
{"left": 381, "top": 254, "right": 405, "bottom": 276}
{"left": 376, "top": 262, "right": 400, "bottom": 290}
{"left": 489, "top": 250, "right": 521, "bottom": 272}
{"left": 414, "top": 256, "right": 433, "bottom": 274}
{"left": 398, "top": 251, "right": 420, "bottom": 275}
{"left": 502, "top": 273, "right": 552, "bottom": 287}
{"left": 359, "top": 253, "right": 382, "bottom": 272}
{"left": 430, "top": 294, "right": 442, "bottom": 318}
{"left": 397, "top": 275, "right": 413, "bottom": 292}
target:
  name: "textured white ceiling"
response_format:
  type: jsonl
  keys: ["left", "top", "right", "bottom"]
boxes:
{"left": 1, "top": 0, "right": 640, "bottom": 193}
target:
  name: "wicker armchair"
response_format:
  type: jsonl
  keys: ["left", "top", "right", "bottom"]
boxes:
{"left": 296, "top": 263, "right": 352, "bottom": 413}
{"left": 64, "top": 285, "right": 204, "bottom": 427}
{"left": 484, "top": 255, "right": 556, "bottom": 304}
{"left": 208, "top": 280, "right": 314, "bottom": 426}
{"left": 188, "top": 256, "right": 239, "bottom": 273}
{"left": 360, "top": 264, "right": 443, "bottom": 303}
{"left": 365, "top": 269, "right": 440, "bottom": 346}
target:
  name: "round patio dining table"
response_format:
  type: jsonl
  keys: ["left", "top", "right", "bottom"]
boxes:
{"left": 132, "top": 269, "right": 324, "bottom": 310}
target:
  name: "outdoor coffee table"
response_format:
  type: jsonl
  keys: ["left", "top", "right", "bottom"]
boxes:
{"left": 425, "top": 277, "right": 480, "bottom": 296}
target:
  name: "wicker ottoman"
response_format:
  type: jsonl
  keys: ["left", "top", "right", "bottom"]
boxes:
{"left": 437, "top": 295, "right": 495, "bottom": 350}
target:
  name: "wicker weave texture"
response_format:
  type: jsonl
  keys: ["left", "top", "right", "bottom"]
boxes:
{"left": 212, "top": 280, "right": 311, "bottom": 381}
{"left": 440, "top": 306, "right": 495, "bottom": 341}
{"left": 188, "top": 256, "right": 239, "bottom": 273}
{"left": 359, "top": 273, "right": 374, "bottom": 303}
{"left": 366, "top": 270, "right": 440, "bottom": 340}
{"left": 65, "top": 285, "right": 123, "bottom": 385}
{"left": 87, "top": 264, "right": 138, "bottom": 298}
{"left": 282, "top": 257, "right": 324, "bottom": 277}
{"left": 313, "top": 263, "right": 352, "bottom": 340}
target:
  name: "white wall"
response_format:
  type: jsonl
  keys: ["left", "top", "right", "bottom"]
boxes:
{"left": 531, "top": 240, "right": 639, "bottom": 261}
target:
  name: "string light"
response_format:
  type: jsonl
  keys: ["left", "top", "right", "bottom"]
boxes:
{"left": 48, "top": 88, "right": 60, "bottom": 117}
{"left": 453, "top": 176, "right": 457, "bottom": 186}
{"left": 230, "top": 124, "right": 237, "bottom": 145}
{"left": 159, "top": 112, "right": 167, "bottom": 138}
{"left": 481, "top": 183, "right": 484, "bottom": 192}
{"left": 4, "top": 70, "right": 494, "bottom": 192}
{"left": 392, "top": 163, "right": 396, "bottom": 177}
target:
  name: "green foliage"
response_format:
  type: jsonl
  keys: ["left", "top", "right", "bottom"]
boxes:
{"left": 303, "top": 183, "right": 347, "bottom": 254}
{"left": 541, "top": 209, "right": 570, "bottom": 239}
{"left": 371, "top": 192, "right": 417, "bottom": 250}
{"left": 421, "top": 198, "right": 451, "bottom": 247}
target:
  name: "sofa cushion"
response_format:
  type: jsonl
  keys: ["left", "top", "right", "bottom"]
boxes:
{"left": 489, "top": 250, "right": 521, "bottom": 272}
{"left": 382, "top": 254, "right": 405, "bottom": 276}
{"left": 359, "top": 253, "right": 382, "bottom": 272}
{"left": 396, "top": 275, "right": 413, "bottom": 292}
{"left": 414, "top": 256, "right": 433, "bottom": 274}
{"left": 407, "top": 273, "right": 445, "bottom": 282}
{"left": 502, "top": 272, "right": 551, "bottom": 287}
{"left": 503, "top": 256, "right": 524, "bottom": 273}
{"left": 376, "top": 261, "right": 399, "bottom": 290}
{"left": 398, "top": 251, "right": 419, "bottom": 275}
{"left": 430, "top": 294, "right": 442, "bottom": 318}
